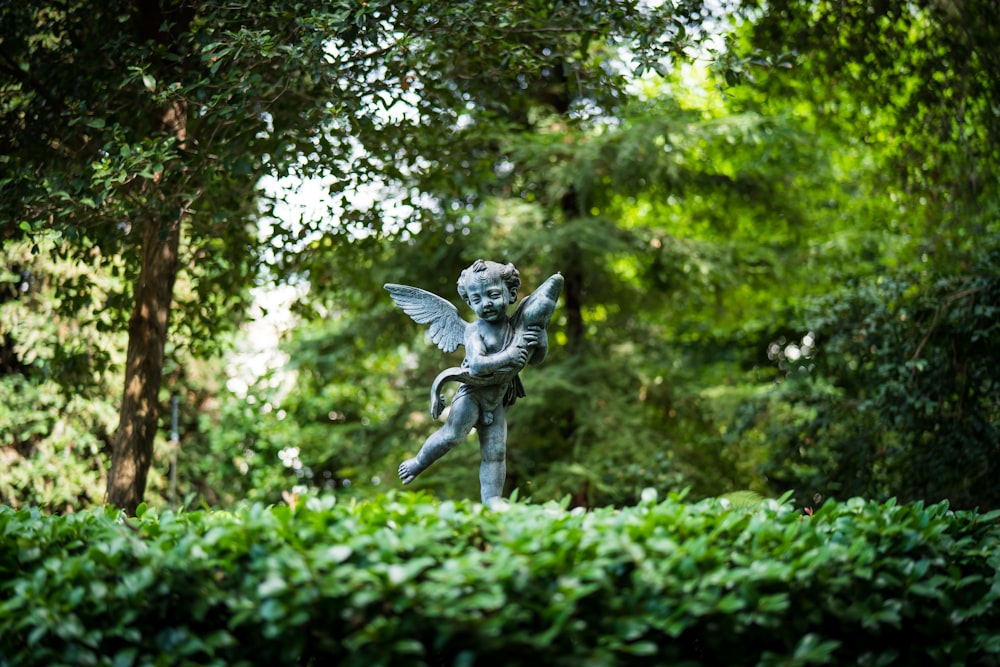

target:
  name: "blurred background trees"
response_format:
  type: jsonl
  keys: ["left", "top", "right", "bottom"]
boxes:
{"left": 2, "top": 0, "right": 997, "bottom": 512}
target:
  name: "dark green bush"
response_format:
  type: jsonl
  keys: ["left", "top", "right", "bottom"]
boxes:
{"left": 1, "top": 492, "right": 998, "bottom": 666}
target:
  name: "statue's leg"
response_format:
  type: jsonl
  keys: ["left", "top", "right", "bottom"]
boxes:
{"left": 478, "top": 404, "right": 507, "bottom": 505}
{"left": 399, "top": 394, "right": 478, "bottom": 485}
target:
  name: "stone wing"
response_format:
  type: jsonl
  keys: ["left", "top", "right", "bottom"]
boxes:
{"left": 384, "top": 283, "right": 469, "bottom": 353}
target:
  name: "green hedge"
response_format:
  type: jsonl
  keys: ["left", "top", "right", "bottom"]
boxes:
{"left": 1, "top": 492, "right": 998, "bottom": 666}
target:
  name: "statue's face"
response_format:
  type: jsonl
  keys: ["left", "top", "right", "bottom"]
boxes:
{"left": 465, "top": 278, "right": 510, "bottom": 322}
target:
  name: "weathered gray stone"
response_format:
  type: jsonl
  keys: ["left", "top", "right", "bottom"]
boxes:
{"left": 386, "top": 260, "right": 562, "bottom": 505}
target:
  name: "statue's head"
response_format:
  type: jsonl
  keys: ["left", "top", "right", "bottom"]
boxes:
{"left": 457, "top": 259, "right": 520, "bottom": 308}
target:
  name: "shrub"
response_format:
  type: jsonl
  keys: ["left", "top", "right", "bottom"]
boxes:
{"left": 1, "top": 492, "right": 998, "bottom": 666}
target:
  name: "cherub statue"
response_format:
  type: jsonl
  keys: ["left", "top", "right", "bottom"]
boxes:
{"left": 385, "top": 259, "right": 563, "bottom": 506}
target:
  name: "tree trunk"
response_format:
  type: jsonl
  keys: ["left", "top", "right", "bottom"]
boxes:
{"left": 106, "top": 214, "right": 181, "bottom": 514}
{"left": 107, "top": 99, "right": 187, "bottom": 515}
{"left": 559, "top": 190, "right": 586, "bottom": 355}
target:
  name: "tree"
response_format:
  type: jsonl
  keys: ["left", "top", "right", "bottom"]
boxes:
{"left": 3, "top": 1, "right": 722, "bottom": 512}
{"left": 734, "top": 0, "right": 1000, "bottom": 263}
{"left": 1, "top": 0, "right": 408, "bottom": 512}
{"left": 719, "top": 0, "right": 1000, "bottom": 508}
{"left": 280, "top": 16, "right": 866, "bottom": 505}
{"left": 285, "top": 0, "right": 1000, "bottom": 508}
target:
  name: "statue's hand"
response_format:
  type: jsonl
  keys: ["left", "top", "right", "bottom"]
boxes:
{"left": 520, "top": 326, "right": 543, "bottom": 348}
{"left": 492, "top": 344, "right": 530, "bottom": 375}
{"left": 509, "top": 344, "right": 531, "bottom": 367}
{"left": 523, "top": 325, "right": 549, "bottom": 366}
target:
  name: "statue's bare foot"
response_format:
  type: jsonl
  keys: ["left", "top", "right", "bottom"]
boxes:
{"left": 398, "top": 458, "right": 424, "bottom": 485}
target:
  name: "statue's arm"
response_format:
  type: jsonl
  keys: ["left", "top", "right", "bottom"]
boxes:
{"left": 464, "top": 324, "right": 536, "bottom": 377}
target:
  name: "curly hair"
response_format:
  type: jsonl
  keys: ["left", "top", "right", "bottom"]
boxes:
{"left": 457, "top": 259, "right": 520, "bottom": 304}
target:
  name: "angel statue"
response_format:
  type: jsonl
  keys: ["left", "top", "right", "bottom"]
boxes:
{"left": 385, "top": 259, "right": 563, "bottom": 507}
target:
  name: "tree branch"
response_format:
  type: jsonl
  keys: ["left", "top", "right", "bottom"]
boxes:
{"left": 910, "top": 286, "right": 984, "bottom": 363}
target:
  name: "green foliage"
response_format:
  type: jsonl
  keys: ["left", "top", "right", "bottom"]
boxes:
{"left": 693, "top": 0, "right": 1000, "bottom": 509}
{"left": 741, "top": 240, "right": 1000, "bottom": 509}
{"left": 0, "top": 237, "right": 127, "bottom": 392}
{"left": 1, "top": 493, "right": 998, "bottom": 666}
{"left": 735, "top": 0, "right": 1000, "bottom": 265}
{"left": 0, "top": 238, "right": 121, "bottom": 510}
{"left": 0, "top": 376, "right": 112, "bottom": 510}
{"left": 1, "top": 0, "right": 736, "bottom": 510}
{"left": 287, "top": 70, "right": 859, "bottom": 507}
{"left": 3, "top": 0, "right": 999, "bottom": 516}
